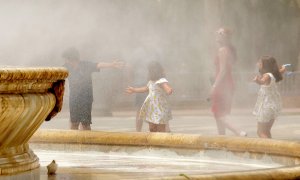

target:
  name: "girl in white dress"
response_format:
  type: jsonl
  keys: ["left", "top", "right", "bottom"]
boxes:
{"left": 126, "top": 61, "right": 173, "bottom": 132}
{"left": 253, "top": 56, "right": 286, "bottom": 138}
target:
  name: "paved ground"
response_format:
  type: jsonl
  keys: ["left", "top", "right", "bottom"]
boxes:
{"left": 41, "top": 108, "right": 300, "bottom": 141}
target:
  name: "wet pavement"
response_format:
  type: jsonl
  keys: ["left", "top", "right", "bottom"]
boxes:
{"left": 41, "top": 108, "right": 300, "bottom": 141}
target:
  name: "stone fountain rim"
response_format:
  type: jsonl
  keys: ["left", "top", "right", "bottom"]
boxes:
{"left": 0, "top": 67, "right": 68, "bottom": 81}
{"left": 31, "top": 129, "right": 300, "bottom": 157}
{"left": 30, "top": 129, "right": 300, "bottom": 180}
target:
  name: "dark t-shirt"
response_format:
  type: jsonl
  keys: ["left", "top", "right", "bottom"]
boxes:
{"left": 64, "top": 61, "right": 99, "bottom": 104}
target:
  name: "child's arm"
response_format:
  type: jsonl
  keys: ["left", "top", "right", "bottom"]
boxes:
{"left": 125, "top": 86, "right": 149, "bottom": 94}
{"left": 279, "top": 65, "right": 286, "bottom": 74}
{"left": 160, "top": 83, "right": 173, "bottom": 95}
{"left": 97, "top": 61, "right": 125, "bottom": 69}
{"left": 253, "top": 74, "right": 271, "bottom": 85}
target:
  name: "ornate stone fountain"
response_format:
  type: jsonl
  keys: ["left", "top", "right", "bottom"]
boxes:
{"left": 0, "top": 67, "right": 68, "bottom": 175}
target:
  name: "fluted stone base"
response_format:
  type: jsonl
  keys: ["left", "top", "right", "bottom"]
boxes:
{"left": 0, "top": 67, "right": 68, "bottom": 175}
{"left": 0, "top": 93, "right": 55, "bottom": 175}
{"left": 0, "top": 144, "right": 39, "bottom": 175}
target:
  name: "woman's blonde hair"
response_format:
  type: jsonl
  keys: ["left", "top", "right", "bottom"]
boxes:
{"left": 216, "top": 27, "right": 232, "bottom": 38}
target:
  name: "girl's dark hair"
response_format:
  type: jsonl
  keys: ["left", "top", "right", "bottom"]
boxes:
{"left": 148, "top": 61, "right": 165, "bottom": 81}
{"left": 259, "top": 56, "right": 282, "bottom": 82}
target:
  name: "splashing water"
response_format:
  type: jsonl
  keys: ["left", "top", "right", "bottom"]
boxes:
{"left": 31, "top": 143, "right": 282, "bottom": 178}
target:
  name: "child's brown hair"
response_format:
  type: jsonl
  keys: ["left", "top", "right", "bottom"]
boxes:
{"left": 259, "top": 56, "right": 283, "bottom": 82}
{"left": 148, "top": 61, "right": 165, "bottom": 81}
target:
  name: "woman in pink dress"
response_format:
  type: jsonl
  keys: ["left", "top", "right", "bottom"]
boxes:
{"left": 211, "top": 28, "right": 246, "bottom": 136}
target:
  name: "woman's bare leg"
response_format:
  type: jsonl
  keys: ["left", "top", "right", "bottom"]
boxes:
{"left": 215, "top": 119, "right": 226, "bottom": 135}
{"left": 217, "top": 116, "right": 244, "bottom": 136}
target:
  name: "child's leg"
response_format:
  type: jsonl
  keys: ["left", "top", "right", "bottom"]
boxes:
{"left": 136, "top": 109, "right": 143, "bottom": 132}
{"left": 157, "top": 124, "right": 166, "bottom": 132}
{"left": 81, "top": 122, "right": 91, "bottom": 130}
{"left": 149, "top": 123, "right": 157, "bottom": 132}
{"left": 257, "top": 122, "right": 269, "bottom": 138}
{"left": 70, "top": 121, "right": 80, "bottom": 130}
{"left": 165, "top": 121, "right": 171, "bottom": 132}
{"left": 266, "top": 119, "right": 275, "bottom": 138}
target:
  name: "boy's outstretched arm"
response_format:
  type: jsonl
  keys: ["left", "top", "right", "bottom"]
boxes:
{"left": 97, "top": 61, "right": 125, "bottom": 69}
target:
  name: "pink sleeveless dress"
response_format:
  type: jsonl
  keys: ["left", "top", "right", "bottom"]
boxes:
{"left": 211, "top": 46, "right": 236, "bottom": 118}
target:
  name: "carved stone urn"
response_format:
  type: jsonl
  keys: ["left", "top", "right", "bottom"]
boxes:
{"left": 0, "top": 67, "right": 68, "bottom": 175}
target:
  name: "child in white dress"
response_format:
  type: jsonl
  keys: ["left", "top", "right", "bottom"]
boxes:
{"left": 253, "top": 56, "right": 286, "bottom": 138}
{"left": 126, "top": 61, "right": 172, "bottom": 132}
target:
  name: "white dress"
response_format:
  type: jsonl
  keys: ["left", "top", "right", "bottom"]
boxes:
{"left": 253, "top": 73, "right": 282, "bottom": 123}
{"left": 140, "top": 78, "right": 172, "bottom": 124}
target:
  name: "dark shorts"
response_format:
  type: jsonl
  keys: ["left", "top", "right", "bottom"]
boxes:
{"left": 69, "top": 98, "right": 92, "bottom": 125}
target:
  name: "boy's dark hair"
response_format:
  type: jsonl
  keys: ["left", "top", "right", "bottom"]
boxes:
{"left": 259, "top": 56, "right": 283, "bottom": 82}
{"left": 62, "top": 47, "right": 80, "bottom": 61}
{"left": 148, "top": 61, "right": 165, "bottom": 81}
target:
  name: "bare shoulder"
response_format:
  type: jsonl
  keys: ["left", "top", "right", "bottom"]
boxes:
{"left": 262, "top": 73, "right": 271, "bottom": 79}
{"left": 262, "top": 73, "right": 271, "bottom": 84}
